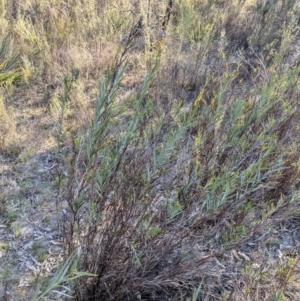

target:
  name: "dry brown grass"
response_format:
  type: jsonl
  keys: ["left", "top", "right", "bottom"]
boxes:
{"left": 0, "top": 94, "right": 16, "bottom": 149}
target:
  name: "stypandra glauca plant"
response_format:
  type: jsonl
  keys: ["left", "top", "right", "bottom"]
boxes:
{"left": 31, "top": 252, "right": 96, "bottom": 301}
{"left": 57, "top": 11, "right": 300, "bottom": 301}
{"left": 57, "top": 50, "right": 214, "bottom": 300}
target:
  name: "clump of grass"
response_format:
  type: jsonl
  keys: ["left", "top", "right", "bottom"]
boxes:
{"left": 0, "top": 35, "right": 23, "bottom": 84}
{"left": 11, "top": 221, "right": 21, "bottom": 238}
{"left": 0, "top": 34, "right": 23, "bottom": 152}
{"left": 31, "top": 241, "right": 47, "bottom": 262}
{"left": 4, "top": 206, "right": 17, "bottom": 224}
{"left": 0, "top": 93, "right": 16, "bottom": 150}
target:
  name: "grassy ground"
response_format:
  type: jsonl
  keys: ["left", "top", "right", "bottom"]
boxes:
{"left": 1, "top": 0, "right": 300, "bottom": 300}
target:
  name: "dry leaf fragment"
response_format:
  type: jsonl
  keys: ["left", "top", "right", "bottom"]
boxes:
{"left": 25, "top": 262, "right": 40, "bottom": 275}
{"left": 30, "top": 254, "right": 41, "bottom": 266}
{"left": 135, "top": 291, "right": 142, "bottom": 300}
{"left": 238, "top": 251, "right": 250, "bottom": 261}
{"left": 232, "top": 249, "right": 240, "bottom": 260}
{"left": 18, "top": 277, "right": 30, "bottom": 288}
